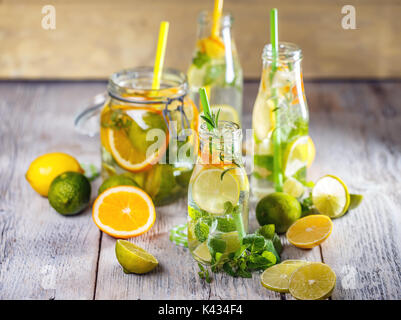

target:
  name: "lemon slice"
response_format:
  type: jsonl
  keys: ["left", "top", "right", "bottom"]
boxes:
{"left": 289, "top": 262, "right": 336, "bottom": 300}
{"left": 210, "top": 104, "right": 240, "bottom": 124}
{"left": 261, "top": 262, "right": 308, "bottom": 293}
{"left": 115, "top": 240, "right": 158, "bottom": 274}
{"left": 221, "top": 231, "right": 241, "bottom": 254}
{"left": 252, "top": 97, "right": 275, "bottom": 141}
{"left": 192, "top": 242, "right": 212, "bottom": 263}
{"left": 283, "top": 177, "right": 305, "bottom": 198}
{"left": 187, "top": 64, "right": 208, "bottom": 89}
{"left": 192, "top": 168, "right": 240, "bottom": 214}
{"left": 312, "top": 175, "right": 350, "bottom": 218}
{"left": 306, "top": 136, "right": 316, "bottom": 168}
{"left": 283, "top": 136, "right": 309, "bottom": 177}
{"left": 282, "top": 260, "right": 311, "bottom": 265}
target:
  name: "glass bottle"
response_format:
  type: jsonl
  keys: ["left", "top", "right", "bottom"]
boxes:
{"left": 251, "top": 42, "right": 309, "bottom": 200}
{"left": 187, "top": 11, "right": 243, "bottom": 126}
{"left": 188, "top": 121, "right": 249, "bottom": 266}
{"left": 76, "top": 67, "right": 199, "bottom": 206}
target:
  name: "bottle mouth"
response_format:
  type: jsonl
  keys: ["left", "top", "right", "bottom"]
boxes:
{"left": 199, "top": 120, "right": 241, "bottom": 140}
{"left": 198, "top": 10, "right": 233, "bottom": 28}
{"left": 108, "top": 66, "right": 188, "bottom": 103}
{"left": 263, "top": 42, "right": 303, "bottom": 62}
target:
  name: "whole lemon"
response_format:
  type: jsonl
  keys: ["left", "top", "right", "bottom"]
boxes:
{"left": 26, "top": 152, "right": 83, "bottom": 197}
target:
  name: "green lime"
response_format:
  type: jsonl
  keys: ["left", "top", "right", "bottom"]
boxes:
{"left": 256, "top": 192, "right": 302, "bottom": 233}
{"left": 349, "top": 194, "right": 363, "bottom": 210}
{"left": 115, "top": 240, "right": 158, "bottom": 274}
{"left": 98, "top": 174, "right": 139, "bottom": 195}
{"left": 48, "top": 171, "right": 91, "bottom": 215}
{"left": 145, "top": 164, "right": 181, "bottom": 206}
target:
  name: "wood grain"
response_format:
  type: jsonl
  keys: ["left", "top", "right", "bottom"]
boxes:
{"left": 0, "top": 80, "right": 400, "bottom": 299}
{"left": 0, "top": 0, "right": 400, "bottom": 79}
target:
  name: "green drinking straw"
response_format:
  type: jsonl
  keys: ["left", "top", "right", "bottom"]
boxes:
{"left": 270, "top": 8, "right": 283, "bottom": 191}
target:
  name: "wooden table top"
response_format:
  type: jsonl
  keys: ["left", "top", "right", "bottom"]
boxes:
{"left": 0, "top": 80, "right": 400, "bottom": 300}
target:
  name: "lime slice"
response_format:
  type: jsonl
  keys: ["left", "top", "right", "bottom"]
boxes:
{"left": 289, "top": 262, "right": 336, "bottom": 300}
{"left": 349, "top": 194, "right": 363, "bottom": 210}
{"left": 187, "top": 64, "right": 208, "bottom": 89}
{"left": 283, "top": 136, "right": 309, "bottom": 177}
{"left": 192, "top": 242, "right": 212, "bottom": 263}
{"left": 283, "top": 177, "right": 305, "bottom": 198}
{"left": 115, "top": 240, "right": 158, "bottom": 274}
{"left": 210, "top": 104, "right": 240, "bottom": 124}
{"left": 312, "top": 175, "right": 350, "bottom": 218}
{"left": 192, "top": 168, "right": 240, "bottom": 215}
{"left": 282, "top": 260, "right": 311, "bottom": 265}
{"left": 221, "top": 231, "right": 241, "bottom": 254}
{"left": 306, "top": 136, "right": 316, "bottom": 168}
{"left": 261, "top": 263, "right": 307, "bottom": 293}
{"left": 252, "top": 97, "right": 275, "bottom": 141}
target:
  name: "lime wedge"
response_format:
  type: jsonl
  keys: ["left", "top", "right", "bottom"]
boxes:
{"left": 283, "top": 177, "right": 305, "bottom": 198}
{"left": 115, "top": 240, "right": 158, "bottom": 274}
{"left": 283, "top": 136, "right": 309, "bottom": 177}
{"left": 221, "top": 231, "right": 241, "bottom": 254}
{"left": 289, "top": 262, "right": 336, "bottom": 300}
{"left": 192, "top": 242, "right": 212, "bottom": 263}
{"left": 349, "top": 194, "right": 363, "bottom": 210}
{"left": 312, "top": 175, "right": 350, "bottom": 218}
{"left": 261, "top": 262, "right": 307, "bottom": 293}
{"left": 192, "top": 168, "right": 240, "bottom": 215}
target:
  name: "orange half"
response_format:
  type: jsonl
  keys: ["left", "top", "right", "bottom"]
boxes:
{"left": 286, "top": 215, "right": 333, "bottom": 249}
{"left": 92, "top": 186, "right": 156, "bottom": 238}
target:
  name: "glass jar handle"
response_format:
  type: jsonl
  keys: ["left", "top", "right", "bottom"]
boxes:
{"left": 74, "top": 92, "right": 107, "bottom": 137}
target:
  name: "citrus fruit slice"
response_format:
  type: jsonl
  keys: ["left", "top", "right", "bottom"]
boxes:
{"left": 261, "top": 262, "right": 308, "bottom": 293}
{"left": 221, "top": 231, "right": 241, "bottom": 254}
{"left": 282, "top": 259, "right": 311, "bottom": 265}
{"left": 306, "top": 136, "right": 316, "bottom": 168}
{"left": 312, "top": 175, "right": 350, "bottom": 218}
{"left": 252, "top": 97, "right": 275, "bottom": 141}
{"left": 108, "top": 109, "right": 168, "bottom": 172}
{"left": 26, "top": 152, "right": 83, "bottom": 197}
{"left": 192, "top": 242, "right": 212, "bottom": 263}
{"left": 192, "top": 168, "right": 240, "bottom": 215}
{"left": 289, "top": 262, "right": 336, "bottom": 300}
{"left": 349, "top": 194, "right": 363, "bottom": 210}
{"left": 115, "top": 240, "right": 158, "bottom": 274}
{"left": 92, "top": 185, "right": 156, "bottom": 238}
{"left": 286, "top": 214, "right": 333, "bottom": 249}
{"left": 283, "top": 177, "right": 305, "bottom": 198}
{"left": 283, "top": 136, "right": 309, "bottom": 177}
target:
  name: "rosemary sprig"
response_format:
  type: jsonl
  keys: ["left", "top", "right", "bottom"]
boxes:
{"left": 199, "top": 87, "right": 220, "bottom": 131}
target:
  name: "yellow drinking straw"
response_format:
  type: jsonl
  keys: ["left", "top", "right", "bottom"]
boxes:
{"left": 152, "top": 21, "right": 170, "bottom": 90}
{"left": 211, "top": 0, "right": 224, "bottom": 38}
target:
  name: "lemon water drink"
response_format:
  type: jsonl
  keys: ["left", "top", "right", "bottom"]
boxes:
{"left": 100, "top": 67, "right": 199, "bottom": 206}
{"left": 252, "top": 43, "right": 309, "bottom": 199}
{"left": 188, "top": 121, "right": 249, "bottom": 265}
{"left": 187, "top": 11, "right": 243, "bottom": 125}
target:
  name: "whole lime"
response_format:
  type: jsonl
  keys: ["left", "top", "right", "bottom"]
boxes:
{"left": 48, "top": 171, "right": 91, "bottom": 215}
{"left": 256, "top": 192, "right": 302, "bottom": 233}
{"left": 98, "top": 174, "right": 139, "bottom": 195}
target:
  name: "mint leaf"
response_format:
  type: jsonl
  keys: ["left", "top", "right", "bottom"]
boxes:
{"left": 192, "top": 51, "right": 210, "bottom": 69}
{"left": 194, "top": 221, "right": 209, "bottom": 242}
{"left": 207, "top": 236, "right": 226, "bottom": 258}
{"left": 263, "top": 239, "right": 280, "bottom": 263}
{"left": 243, "top": 234, "right": 266, "bottom": 253}
{"left": 204, "top": 64, "right": 224, "bottom": 86}
{"left": 272, "top": 234, "right": 283, "bottom": 254}
{"left": 216, "top": 216, "right": 236, "bottom": 232}
{"left": 256, "top": 224, "right": 275, "bottom": 239}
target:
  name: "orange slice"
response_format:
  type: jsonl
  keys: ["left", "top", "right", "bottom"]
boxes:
{"left": 108, "top": 109, "right": 168, "bottom": 172}
{"left": 92, "top": 186, "right": 156, "bottom": 238}
{"left": 286, "top": 215, "right": 333, "bottom": 249}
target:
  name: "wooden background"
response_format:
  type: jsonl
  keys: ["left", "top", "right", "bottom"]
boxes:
{"left": 0, "top": 0, "right": 400, "bottom": 79}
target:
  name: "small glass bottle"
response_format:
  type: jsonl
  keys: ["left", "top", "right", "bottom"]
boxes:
{"left": 188, "top": 121, "right": 249, "bottom": 266}
{"left": 187, "top": 11, "right": 243, "bottom": 126}
{"left": 252, "top": 43, "right": 309, "bottom": 199}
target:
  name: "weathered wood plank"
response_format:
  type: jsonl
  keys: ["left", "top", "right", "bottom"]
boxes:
{"left": 0, "top": 0, "right": 400, "bottom": 79}
{"left": 0, "top": 82, "right": 105, "bottom": 299}
{"left": 305, "top": 82, "right": 401, "bottom": 299}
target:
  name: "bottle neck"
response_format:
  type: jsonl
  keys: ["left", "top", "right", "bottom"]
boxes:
{"left": 198, "top": 121, "right": 242, "bottom": 166}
